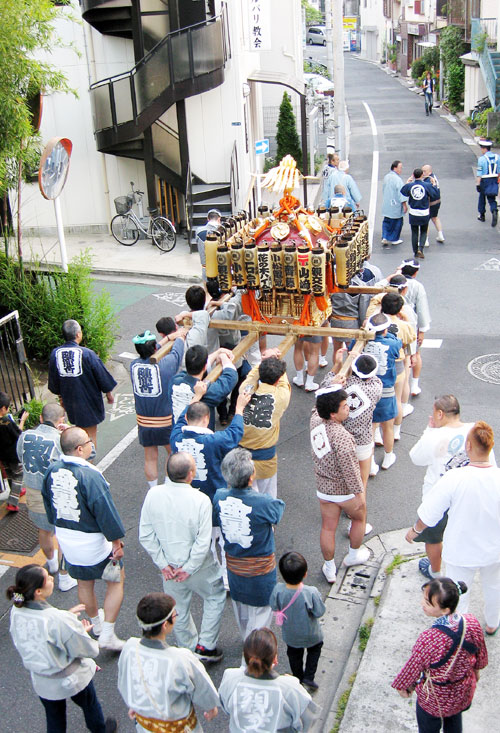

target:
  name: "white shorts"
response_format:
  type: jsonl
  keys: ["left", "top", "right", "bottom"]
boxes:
{"left": 356, "top": 442, "right": 374, "bottom": 461}
{"left": 317, "top": 491, "right": 356, "bottom": 503}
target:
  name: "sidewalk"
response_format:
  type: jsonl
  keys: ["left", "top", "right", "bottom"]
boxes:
{"left": 313, "top": 529, "right": 499, "bottom": 733}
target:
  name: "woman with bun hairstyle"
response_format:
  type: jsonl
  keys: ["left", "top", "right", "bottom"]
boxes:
{"left": 7, "top": 564, "right": 115, "bottom": 732}
{"left": 219, "top": 628, "right": 319, "bottom": 732}
{"left": 392, "top": 578, "right": 488, "bottom": 732}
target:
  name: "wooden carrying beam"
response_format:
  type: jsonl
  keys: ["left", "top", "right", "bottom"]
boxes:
{"left": 209, "top": 319, "right": 374, "bottom": 341}
{"left": 204, "top": 333, "right": 260, "bottom": 383}
{"left": 337, "top": 339, "right": 365, "bottom": 379}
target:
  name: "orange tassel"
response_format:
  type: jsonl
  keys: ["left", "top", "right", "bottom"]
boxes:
{"left": 242, "top": 291, "right": 269, "bottom": 323}
{"left": 325, "top": 262, "right": 335, "bottom": 293}
{"left": 293, "top": 294, "right": 312, "bottom": 326}
{"left": 314, "top": 295, "right": 329, "bottom": 312}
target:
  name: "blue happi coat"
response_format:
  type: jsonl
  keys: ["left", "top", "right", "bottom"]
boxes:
{"left": 213, "top": 487, "right": 285, "bottom": 606}
{"left": 42, "top": 456, "right": 125, "bottom": 540}
{"left": 169, "top": 367, "right": 238, "bottom": 431}
{"left": 48, "top": 341, "right": 116, "bottom": 427}
{"left": 170, "top": 410, "right": 244, "bottom": 501}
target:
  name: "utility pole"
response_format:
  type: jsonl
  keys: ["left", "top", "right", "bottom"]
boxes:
{"left": 324, "top": 0, "right": 336, "bottom": 153}
{"left": 332, "top": 0, "right": 346, "bottom": 159}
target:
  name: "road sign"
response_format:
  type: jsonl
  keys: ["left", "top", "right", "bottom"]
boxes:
{"left": 255, "top": 138, "right": 269, "bottom": 155}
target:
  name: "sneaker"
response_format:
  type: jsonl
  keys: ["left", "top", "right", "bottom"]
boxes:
{"left": 381, "top": 452, "right": 396, "bottom": 470}
{"left": 6, "top": 504, "right": 19, "bottom": 512}
{"left": 292, "top": 375, "right": 304, "bottom": 388}
{"left": 493, "top": 211, "right": 498, "bottom": 227}
{"left": 402, "top": 403, "right": 414, "bottom": 418}
{"left": 322, "top": 561, "right": 337, "bottom": 583}
{"left": 99, "top": 631, "right": 126, "bottom": 652}
{"left": 418, "top": 557, "right": 440, "bottom": 581}
{"left": 305, "top": 380, "right": 319, "bottom": 392}
{"left": 58, "top": 573, "right": 78, "bottom": 592}
{"left": 318, "top": 356, "right": 329, "bottom": 368}
{"left": 411, "top": 383, "right": 422, "bottom": 396}
{"left": 194, "top": 644, "right": 223, "bottom": 663}
{"left": 343, "top": 546, "right": 371, "bottom": 567}
{"left": 374, "top": 427, "right": 383, "bottom": 446}
{"left": 416, "top": 250, "right": 425, "bottom": 259}
{"left": 381, "top": 238, "right": 390, "bottom": 246}
{"left": 436, "top": 233, "right": 445, "bottom": 243}
{"left": 104, "top": 719, "right": 118, "bottom": 733}
{"left": 424, "top": 239, "right": 430, "bottom": 247}
{"left": 302, "top": 678, "right": 319, "bottom": 691}
{"left": 478, "top": 213, "right": 485, "bottom": 222}
{"left": 369, "top": 458, "right": 379, "bottom": 477}
{"left": 347, "top": 520, "right": 373, "bottom": 537}
{"left": 392, "top": 239, "right": 403, "bottom": 245}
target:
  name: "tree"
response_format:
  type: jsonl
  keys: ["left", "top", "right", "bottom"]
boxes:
{"left": 275, "top": 92, "right": 302, "bottom": 168}
{"left": 0, "top": 0, "right": 73, "bottom": 258}
{"left": 440, "top": 25, "right": 465, "bottom": 112}
{"left": 302, "top": 0, "right": 323, "bottom": 27}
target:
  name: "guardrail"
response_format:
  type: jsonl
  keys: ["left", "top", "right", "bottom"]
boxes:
{"left": 471, "top": 18, "right": 499, "bottom": 110}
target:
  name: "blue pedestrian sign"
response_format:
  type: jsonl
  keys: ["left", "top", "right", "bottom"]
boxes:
{"left": 255, "top": 138, "right": 270, "bottom": 155}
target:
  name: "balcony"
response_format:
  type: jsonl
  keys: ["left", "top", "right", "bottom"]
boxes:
{"left": 89, "top": 9, "right": 229, "bottom": 153}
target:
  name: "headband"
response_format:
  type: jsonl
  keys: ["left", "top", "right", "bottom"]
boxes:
{"left": 400, "top": 258, "right": 420, "bottom": 269}
{"left": 136, "top": 606, "right": 176, "bottom": 630}
{"left": 367, "top": 316, "right": 391, "bottom": 333}
{"left": 132, "top": 330, "right": 156, "bottom": 345}
{"left": 316, "top": 384, "right": 343, "bottom": 398}
{"left": 352, "top": 355, "right": 378, "bottom": 379}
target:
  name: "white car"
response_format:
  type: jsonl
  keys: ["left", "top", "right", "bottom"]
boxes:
{"left": 306, "top": 26, "right": 326, "bottom": 46}
{"left": 304, "top": 73, "right": 334, "bottom": 98}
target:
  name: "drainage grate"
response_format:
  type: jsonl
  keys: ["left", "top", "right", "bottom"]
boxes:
{"left": 336, "top": 564, "right": 379, "bottom": 601}
{"left": 0, "top": 505, "right": 39, "bottom": 553}
{"left": 468, "top": 354, "right": 500, "bottom": 384}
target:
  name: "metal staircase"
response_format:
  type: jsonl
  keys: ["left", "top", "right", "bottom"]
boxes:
{"left": 81, "top": 1, "right": 231, "bottom": 226}
{"left": 471, "top": 18, "right": 500, "bottom": 111}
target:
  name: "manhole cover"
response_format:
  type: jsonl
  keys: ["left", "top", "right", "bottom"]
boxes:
{"left": 337, "top": 564, "right": 378, "bottom": 601}
{"left": 0, "top": 505, "right": 39, "bottom": 553}
{"left": 468, "top": 354, "right": 500, "bottom": 384}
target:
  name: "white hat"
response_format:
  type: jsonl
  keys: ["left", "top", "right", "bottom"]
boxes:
{"left": 478, "top": 138, "right": 493, "bottom": 148}
{"left": 339, "top": 160, "right": 350, "bottom": 172}
{"left": 400, "top": 258, "right": 420, "bottom": 270}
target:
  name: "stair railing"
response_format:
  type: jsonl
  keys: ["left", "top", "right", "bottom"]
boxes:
{"left": 185, "top": 161, "right": 193, "bottom": 247}
{"left": 472, "top": 17, "right": 499, "bottom": 110}
{"left": 90, "top": 5, "right": 230, "bottom": 134}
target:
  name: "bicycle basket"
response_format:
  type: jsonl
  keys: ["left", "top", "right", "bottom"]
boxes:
{"left": 114, "top": 195, "right": 134, "bottom": 215}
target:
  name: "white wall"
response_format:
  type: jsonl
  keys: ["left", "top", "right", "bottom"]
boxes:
{"left": 464, "top": 63, "right": 488, "bottom": 117}
{"left": 359, "top": 0, "right": 386, "bottom": 62}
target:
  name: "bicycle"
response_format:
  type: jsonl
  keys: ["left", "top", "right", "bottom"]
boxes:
{"left": 110, "top": 182, "right": 176, "bottom": 252}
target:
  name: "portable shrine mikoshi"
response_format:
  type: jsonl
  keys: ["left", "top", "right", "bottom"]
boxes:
{"left": 152, "top": 156, "right": 395, "bottom": 379}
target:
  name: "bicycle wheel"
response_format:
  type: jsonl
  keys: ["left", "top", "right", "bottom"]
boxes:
{"left": 110, "top": 214, "right": 140, "bottom": 246}
{"left": 151, "top": 216, "right": 176, "bottom": 252}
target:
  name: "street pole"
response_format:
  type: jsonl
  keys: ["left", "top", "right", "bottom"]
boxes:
{"left": 54, "top": 196, "right": 68, "bottom": 273}
{"left": 324, "top": 0, "right": 336, "bottom": 153}
{"left": 332, "top": 0, "right": 346, "bottom": 160}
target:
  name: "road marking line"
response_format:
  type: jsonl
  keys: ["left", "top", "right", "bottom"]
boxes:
{"left": 421, "top": 339, "right": 443, "bottom": 349}
{"left": 362, "top": 101, "right": 378, "bottom": 252}
{"left": 96, "top": 426, "right": 138, "bottom": 473}
{"left": 118, "top": 352, "right": 137, "bottom": 359}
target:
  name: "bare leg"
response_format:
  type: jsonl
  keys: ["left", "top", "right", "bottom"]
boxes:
{"left": 79, "top": 425, "right": 97, "bottom": 449}
{"left": 319, "top": 501, "right": 342, "bottom": 560}
{"left": 143, "top": 445, "right": 159, "bottom": 481}
{"left": 293, "top": 341, "right": 305, "bottom": 371}
{"left": 39, "top": 529, "right": 55, "bottom": 560}
{"left": 394, "top": 371, "right": 404, "bottom": 427}
{"left": 358, "top": 457, "right": 371, "bottom": 489}
{"left": 305, "top": 342, "right": 320, "bottom": 376}
{"left": 412, "top": 350, "right": 423, "bottom": 379}
{"left": 333, "top": 338, "right": 345, "bottom": 358}
{"left": 402, "top": 356, "right": 411, "bottom": 404}
{"left": 78, "top": 579, "right": 98, "bottom": 618}
{"left": 426, "top": 543, "right": 443, "bottom": 574}
{"left": 381, "top": 419, "right": 394, "bottom": 453}
{"left": 431, "top": 215, "right": 442, "bottom": 233}
{"left": 103, "top": 569, "right": 124, "bottom": 623}
{"left": 346, "top": 495, "right": 367, "bottom": 549}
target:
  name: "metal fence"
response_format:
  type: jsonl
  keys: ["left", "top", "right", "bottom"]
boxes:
{"left": 0, "top": 310, "right": 35, "bottom": 413}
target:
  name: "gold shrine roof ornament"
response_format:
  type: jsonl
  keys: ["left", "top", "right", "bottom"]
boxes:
{"left": 261, "top": 155, "right": 301, "bottom": 193}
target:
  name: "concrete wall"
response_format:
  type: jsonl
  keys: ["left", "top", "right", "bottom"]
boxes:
{"left": 360, "top": 0, "right": 385, "bottom": 62}
{"left": 464, "top": 62, "right": 488, "bottom": 117}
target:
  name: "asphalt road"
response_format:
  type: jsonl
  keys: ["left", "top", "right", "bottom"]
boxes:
{"left": 1, "top": 53, "right": 500, "bottom": 732}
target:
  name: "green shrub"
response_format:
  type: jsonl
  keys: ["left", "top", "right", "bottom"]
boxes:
{"left": 411, "top": 58, "right": 425, "bottom": 79}
{"left": 304, "top": 59, "right": 330, "bottom": 79}
{"left": 0, "top": 251, "right": 117, "bottom": 362}
{"left": 20, "top": 397, "right": 44, "bottom": 429}
{"left": 471, "top": 107, "right": 493, "bottom": 136}
{"left": 446, "top": 62, "right": 464, "bottom": 113}
{"left": 491, "top": 124, "right": 500, "bottom": 145}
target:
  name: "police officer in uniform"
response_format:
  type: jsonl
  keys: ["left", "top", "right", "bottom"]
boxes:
{"left": 476, "top": 138, "right": 499, "bottom": 227}
{"left": 195, "top": 209, "right": 222, "bottom": 282}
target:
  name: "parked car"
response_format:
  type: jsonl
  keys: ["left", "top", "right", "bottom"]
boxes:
{"left": 306, "top": 26, "right": 326, "bottom": 46}
{"left": 304, "top": 73, "right": 334, "bottom": 98}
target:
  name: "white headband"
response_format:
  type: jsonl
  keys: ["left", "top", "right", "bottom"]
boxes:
{"left": 316, "top": 384, "right": 344, "bottom": 398}
{"left": 352, "top": 356, "right": 378, "bottom": 379}
{"left": 367, "top": 316, "right": 391, "bottom": 333}
{"left": 136, "top": 606, "right": 176, "bottom": 630}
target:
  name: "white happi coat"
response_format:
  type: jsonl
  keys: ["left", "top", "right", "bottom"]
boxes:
{"left": 219, "top": 667, "right": 320, "bottom": 733}
{"left": 118, "top": 638, "right": 219, "bottom": 731}
{"left": 10, "top": 601, "right": 98, "bottom": 700}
